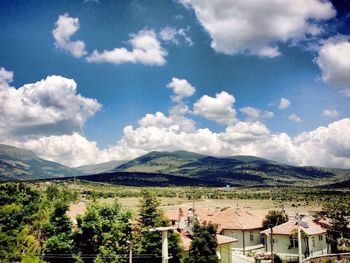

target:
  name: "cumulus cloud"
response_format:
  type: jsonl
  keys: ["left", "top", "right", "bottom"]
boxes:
{"left": 322, "top": 109, "right": 339, "bottom": 118}
{"left": 166, "top": 77, "right": 196, "bottom": 115}
{"left": 193, "top": 91, "right": 237, "bottom": 125}
{"left": 2, "top": 70, "right": 350, "bottom": 169}
{"left": 87, "top": 29, "right": 167, "bottom": 65}
{"left": 278, "top": 97, "right": 291, "bottom": 109}
{"left": 289, "top": 113, "right": 302, "bottom": 122}
{"left": 316, "top": 37, "right": 350, "bottom": 96}
{"left": 239, "top": 106, "right": 274, "bottom": 121}
{"left": 159, "top": 26, "right": 193, "bottom": 46}
{"left": 0, "top": 68, "right": 101, "bottom": 138}
{"left": 179, "top": 0, "right": 335, "bottom": 57}
{"left": 0, "top": 67, "right": 13, "bottom": 86}
{"left": 167, "top": 77, "right": 196, "bottom": 102}
{"left": 52, "top": 14, "right": 87, "bottom": 57}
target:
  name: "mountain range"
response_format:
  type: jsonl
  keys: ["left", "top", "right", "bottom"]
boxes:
{"left": 0, "top": 144, "right": 349, "bottom": 187}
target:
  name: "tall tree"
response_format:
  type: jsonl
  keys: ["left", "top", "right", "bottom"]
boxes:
{"left": 138, "top": 190, "right": 183, "bottom": 262}
{"left": 262, "top": 210, "right": 288, "bottom": 229}
{"left": 184, "top": 223, "right": 218, "bottom": 263}
{"left": 42, "top": 201, "right": 76, "bottom": 262}
{"left": 314, "top": 201, "right": 350, "bottom": 253}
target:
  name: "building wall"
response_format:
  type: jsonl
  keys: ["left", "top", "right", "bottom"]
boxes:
{"left": 222, "top": 229, "right": 262, "bottom": 248}
{"left": 217, "top": 243, "right": 233, "bottom": 263}
{"left": 265, "top": 234, "right": 327, "bottom": 256}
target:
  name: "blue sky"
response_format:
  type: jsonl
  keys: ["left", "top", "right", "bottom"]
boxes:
{"left": 0, "top": 0, "right": 350, "bottom": 168}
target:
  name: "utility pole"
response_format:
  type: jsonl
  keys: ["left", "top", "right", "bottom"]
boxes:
{"left": 270, "top": 225, "right": 274, "bottom": 263}
{"left": 129, "top": 241, "right": 132, "bottom": 263}
{"left": 298, "top": 222, "right": 302, "bottom": 263}
{"left": 150, "top": 226, "right": 177, "bottom": 263}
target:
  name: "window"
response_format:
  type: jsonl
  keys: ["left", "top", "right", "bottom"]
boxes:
{"left": 250, "top": 231, "right": 254, "bottom": 242}
{"left": 231, "top": 232, "right": 237, "bottom": 239}
{"left": 312, "top": 237, "right": 315, "bottom": 248}
{"left": 319, "top": 235, "right": 323, "bottom": 241}
{"left": 290, "top": 237, "right": 298, "bottom": 248}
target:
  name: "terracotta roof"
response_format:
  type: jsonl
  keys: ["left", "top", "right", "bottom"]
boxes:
{"left": 179, "top": 231, "right": 237, "bottom": 251}
{"left": 165, "top": 207, "right": 218, "bottom": 223}
{"left": 261, "top": 217, "right": 326, "bottom": 236}
{"left": 207, "top": 208, "right": 268, "bottom": 230}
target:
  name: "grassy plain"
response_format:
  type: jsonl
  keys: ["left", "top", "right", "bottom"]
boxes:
{"left": 32, "top": 179, "right": 350, "bottom": 218}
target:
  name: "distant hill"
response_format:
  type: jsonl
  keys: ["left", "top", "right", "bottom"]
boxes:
{"left": 75, "top": 160, "right": 128, "bottom": 175}
{"left": 110, "top": 150, "right": 350, "bottom": 187}
{"left": 1, "top": 146, "right": 349, "bottom": 187}
{"left": 0, "top": 144, "right": 78, "bottom": 180}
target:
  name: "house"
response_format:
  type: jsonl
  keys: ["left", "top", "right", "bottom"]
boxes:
{"left": 260, "top": 216, "right": 328, "bottom": 259}
{"left": 207, "top": 208, "right": 268, "bottom": 254}
{"left": 165, "top": 208, "right": 237, "bottom": 262}
{"left": 179, "top": 230, "right": 237, "bottom": 263}
{"left": 166, "top": 207, "right": 268, "bottom": 255}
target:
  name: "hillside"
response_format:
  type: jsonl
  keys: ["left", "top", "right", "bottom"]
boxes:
{"left": 0, "top": 144, "right": 78, "bottom": 180}
{"left": 75, "top": 160, "right": 128, "bottom": 175}
{"left": 112, "top": 150, "right": 350, "bottom": 186}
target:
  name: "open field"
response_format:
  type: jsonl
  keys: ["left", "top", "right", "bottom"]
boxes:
{"left": 37, "top": 179, "right": 350, "bottom": 218}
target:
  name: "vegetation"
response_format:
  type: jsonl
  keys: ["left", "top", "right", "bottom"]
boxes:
{"left": 314, "top": 200, "right": 350, "bottom": 253}
{"left": 184, "top": 223, "right": 218, "bottom": 263}
{"left": 263, "top": 210, "right": 289, "bottom": 229}
{"left": 1, "top": 180, "right": 350, "bottom": 262}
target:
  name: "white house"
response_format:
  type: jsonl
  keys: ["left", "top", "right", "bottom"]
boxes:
{"left": 261, "top": 217, "right": 328, "bottom": 259}
{"left": 207, "top": 208, "right": 268, "bottom": 255}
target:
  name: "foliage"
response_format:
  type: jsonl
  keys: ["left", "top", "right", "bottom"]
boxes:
{"left": 0, "top": 183, "right": 42, "bottom": 262}
{"left": 184, "top": 223, "right": 218, "bottom": 263}
{"left": 138, "top": 190, "right": 183, "bottom": 262}
{"left": 75, "top": 200, "right": 133, "bottom": 262}
{"left": 314, "top": 200, "right": 350, "bottom": 253}
{"left": 262, "top": 210, "right": 288, "bottom": 229}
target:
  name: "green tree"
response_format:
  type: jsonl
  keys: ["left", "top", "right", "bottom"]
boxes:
{"left": 138, "top": 190, "right": 183, "bottom": 262}
{"left": 262, "top": 210, "right": 288, "bottom": 229}
{"left": 42, "top": 201, "right": 76, "bottom": 262}
{"left": 314, "top": 201, "right": 350, "bottom": 253}
{"left": 75, "top": 201, "right": 133, "bottom": 263}
{"left": 184, "top": 223, "right": 218, "bottom": 263}
{"left": 0, "top": 183, "right": 42, "bottom": 262}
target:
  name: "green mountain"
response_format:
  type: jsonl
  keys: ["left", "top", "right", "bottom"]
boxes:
{"left": 75, "top": 160, "right": 128, "bottom": 175}
{"left": 0, "top": 144, "right": 78, "bottom": 180}
{"left": 111, "top": 150, "right": 350, "bottom": 186}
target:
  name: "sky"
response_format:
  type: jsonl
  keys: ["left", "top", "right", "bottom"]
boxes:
{"left": 0, "top": 0, "right": 350, "bottom": 168}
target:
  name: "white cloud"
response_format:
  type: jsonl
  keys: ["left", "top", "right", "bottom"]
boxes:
{"left": 0, "top": 67, "right": 13, "bottom": 86}
{"left": 2, "top": 69, "right": 350, "bottom": 169}
{"left": 138, "top": 112, "right": 196, "bottom": 132}
{"left": 52, "top": 14, "right": 87, "bottom": 58}
{"left": 322, "top": 109, "right": 339, "bottom": 118}
{"left": 316, "top": 37, "right": 350, "bottom": 96}
{"left": 193, "top": 91, "right": 237, "bottom": 125}
{"left": 167, "top": 77, "right": 196, "bottom": 102}
{"left": 167, "top": 77, "right": 196, "bottom": 115}
{"left": 278, "top": 97, "right": 291, "bottom": 109}
{"left": 239, "top": 106, "right": 274, "bottom": 120}
{"left": 0, "top": 69, "right": 101, "bottom": 137}
{"left": 159, "top": 26, "right": 193, "bottom": 46}
{"left": 87, "top": 29, "right": 167, "bottom": 65}
{"left": 179, "top": 0, "right": 335, "bottom": 57}
{"left": 220, "top": 121, "right": 270, "bottom": 142}
{"left": 289, "top": 113, "right": 302, "bottom": 122}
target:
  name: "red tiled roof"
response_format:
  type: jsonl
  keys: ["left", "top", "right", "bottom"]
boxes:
{"left": 208, "top": 208, "right": 268, "bottom": 230}
{"left": 165, "top": 207, "right": 218, "bottom": 223}
{"left": 179, "top": 231, "right": 237, "bottom": 251}
{"left": 261, "top": 217, "right": 326, "bottom": 236}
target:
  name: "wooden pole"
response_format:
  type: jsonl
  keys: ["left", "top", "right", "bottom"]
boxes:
{"left": 298, "top": 224, "right": 302, "bottom": 263}
{"left": 270, "top": 227, "right": 274, "bottom": 263}
{"left": 162, "top": 230, "right": 168, "bottom": 263}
